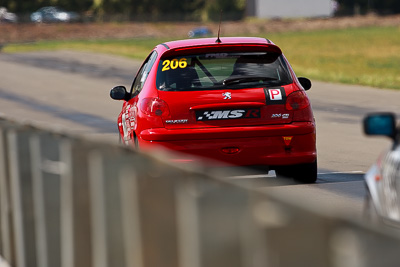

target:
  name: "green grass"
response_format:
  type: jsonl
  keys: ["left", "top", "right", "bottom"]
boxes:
{"left": 4, "top": 26, "right": 400, "bottom": 89}
{"left": 4, "top": 38, "right": 169, "bottom": 60}
{"left": 266, "top": 26, "right": 400, "bottom": 90}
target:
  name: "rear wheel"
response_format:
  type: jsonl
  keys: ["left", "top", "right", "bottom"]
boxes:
{"left": 275, "top": 160, "right": 317, "bottom": 183}
{"left": 134, "top": 134, "right": 140, "bottom": 151}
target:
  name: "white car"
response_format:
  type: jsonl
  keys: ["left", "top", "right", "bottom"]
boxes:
{"left": 31, "top": 6, "right": 79, "bottom": 23}
{"left": 364, "top": 112, "right": 400, "bottom": 226}
{"left": 0, "top": 7, "right": 17, "bottom": 23}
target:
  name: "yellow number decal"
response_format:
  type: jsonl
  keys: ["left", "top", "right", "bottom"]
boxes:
{"left": 179, "top": 58, "right": 187, "bottom": 68}
{"left": 162, "top": 58, "right": 188, "bottom": 71}
{"left": 162, "top": 60, "right": 170, "bottom": 71}
{"left": 170, "top": 58, "right": 179, "bottom": 69}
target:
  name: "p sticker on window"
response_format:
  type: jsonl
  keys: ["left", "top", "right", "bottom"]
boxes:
{"left": 265, "top": 87, "right": 286, "bottom": 105}
{"left": 268, "top": 89, "right": 282, "bottom": 100}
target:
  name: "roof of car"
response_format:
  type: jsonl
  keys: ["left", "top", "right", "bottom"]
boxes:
{"left": 161, "top": 37, "right": 272, "bottom": 50}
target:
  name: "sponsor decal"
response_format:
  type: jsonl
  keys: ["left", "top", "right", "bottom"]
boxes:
{"left": 196, "top": 109, "right": 260, "bottom": 121}
{"left": 124, "top": 104, "right": 131, "bottom": 115}
{"left": 264, "top": 87, "right": 286, "bottom": 105}
{"left": 222, "top": 92, "right": 232, "bottom": 100}
{"left": 205, "top": 53, "right": 229, "bottom": 59}
{"left": 165, "top": 119, "right": 189, "bottom": 124}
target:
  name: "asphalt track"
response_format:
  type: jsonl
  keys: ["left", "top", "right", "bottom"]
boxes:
{"left": 1, "top": 50, "right": 399, "bottom": 219}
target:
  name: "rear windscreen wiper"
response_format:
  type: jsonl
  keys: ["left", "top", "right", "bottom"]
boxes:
{"left": 223, "top": 76, "right": 277, "bottom": 86}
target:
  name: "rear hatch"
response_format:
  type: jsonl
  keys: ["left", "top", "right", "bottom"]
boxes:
{"left": 159, "top": 85, "right": 295, "bottom": 130}
{"left": 155, "top": 43, "right": 296, "bottom": 129}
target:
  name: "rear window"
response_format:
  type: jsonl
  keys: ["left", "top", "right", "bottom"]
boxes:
{"left": 156, "top": 52, "right": 292, "bottom": 91}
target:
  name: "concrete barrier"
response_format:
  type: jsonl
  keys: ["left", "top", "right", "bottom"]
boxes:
{"left": 1, "top": 115, "right": 400, "bottom": 267}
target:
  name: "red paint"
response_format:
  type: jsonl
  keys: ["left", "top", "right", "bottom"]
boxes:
{"left": 113, "top": 37, "right": 316, "bottom": 167}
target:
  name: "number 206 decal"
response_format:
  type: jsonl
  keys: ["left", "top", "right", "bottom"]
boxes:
{"left": 162, "top": 58, "right": 188, "bottom": 71}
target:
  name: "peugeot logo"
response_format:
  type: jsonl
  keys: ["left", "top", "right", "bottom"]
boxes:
{"left": 222, "top": 92, "right": 232, "bottom": 100}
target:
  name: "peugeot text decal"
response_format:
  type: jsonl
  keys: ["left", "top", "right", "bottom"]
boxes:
{"left": 165, "top": 119, "right": 188, "bottom": 124}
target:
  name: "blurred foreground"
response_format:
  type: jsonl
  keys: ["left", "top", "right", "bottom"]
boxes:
{"left": 1, "top": 114, "right": 400, "bottom": 267}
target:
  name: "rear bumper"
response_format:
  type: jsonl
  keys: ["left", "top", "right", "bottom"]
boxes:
{"left": 138, "top": 122, "right": 317, "bottom": 167}
{"left": 141, "top": 122, "right": 315, "bottom": 141}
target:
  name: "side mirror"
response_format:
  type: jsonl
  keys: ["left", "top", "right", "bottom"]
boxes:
{"left": 110, "top": 86, "right": 128, "bottom": 101}
{"left": 363, "top": 112, "right": 397, "bottom": 140}
{"left": 298, "top": 77, "right": 312, "bottom": 91}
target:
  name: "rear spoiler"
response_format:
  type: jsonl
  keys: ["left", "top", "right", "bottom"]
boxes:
{"left": 160, "top": 43, "right": 282, "bottom": 58}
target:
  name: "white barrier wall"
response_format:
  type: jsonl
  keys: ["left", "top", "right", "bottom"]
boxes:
{"left": 1, "top": 116, "right": 400, "bottom": 267}
{"left": 248, "top": 0, "right": 335, "bottom": 18}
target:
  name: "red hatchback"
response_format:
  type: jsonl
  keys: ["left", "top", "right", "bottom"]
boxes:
{"left": 110, "top": 37, "right": 317, "bottom": 183}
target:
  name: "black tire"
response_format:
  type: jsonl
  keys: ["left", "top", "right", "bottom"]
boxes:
{"left": 275, "top": 167, "right": 294, "bottom": 179}
{"left": 134, "top": 135, "right": 140, "bottom": 151}
{"left": 275, "top": 160, "right": 317, "bottom": 183}
{"left": 294, "top": 161, "right": 317, "bottom": 183}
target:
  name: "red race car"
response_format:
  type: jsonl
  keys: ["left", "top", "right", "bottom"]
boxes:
{"left": 110, "top": 37, "right": 317, "bottom": 183}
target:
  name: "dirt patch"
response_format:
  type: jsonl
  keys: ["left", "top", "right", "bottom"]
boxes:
{"left": 1, "top": 14, "right": 400, "bottom": 43}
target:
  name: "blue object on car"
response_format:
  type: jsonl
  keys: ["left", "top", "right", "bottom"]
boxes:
{"left": 363, "top": 113, "right": 397, "bottom": 139}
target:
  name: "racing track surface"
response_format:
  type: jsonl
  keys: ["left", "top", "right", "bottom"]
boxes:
{"left": 1, "top": 51, "right": 400, "bottom": 219}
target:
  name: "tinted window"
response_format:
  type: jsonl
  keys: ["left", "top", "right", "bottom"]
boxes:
{"left": 131, "top": 51, "right": 158, "bottom": 96}
{"left": 156, "top": 52, "right": 292, "bottom": 91}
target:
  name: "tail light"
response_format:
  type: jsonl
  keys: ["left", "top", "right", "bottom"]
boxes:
{"left": 286, "top": 90, "right": 313, "bottom": 122}
{"left": 140, "top": 98, "right": 170, "bottom": 118}
{"left": 285, "top": 90, "right": 310, "bottom": 110}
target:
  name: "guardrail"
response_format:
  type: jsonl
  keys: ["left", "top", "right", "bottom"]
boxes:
{"left": 1, "top": 115, "right": 400, "bottom": 267}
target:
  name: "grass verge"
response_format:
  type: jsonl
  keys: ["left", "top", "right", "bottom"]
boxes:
{"left": 4, "top": 26, "right": 400, "bottom": 90}
{"left": 267, "top": 26, "right": 400, "bottom": 90}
